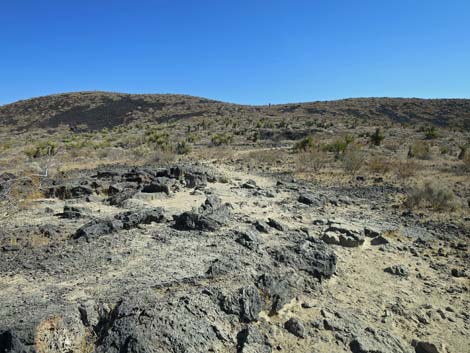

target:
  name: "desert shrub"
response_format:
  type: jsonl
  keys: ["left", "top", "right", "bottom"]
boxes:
{"left": 149, "top": 150, "right": 177, "bottom": 165}
{"left": 245, "top": 150, "right": 281, "bottom": 166}
{"left": 176, "top": 141, "right": 192, "bottom": 155}
{"left": 439, "top": 145, "right": 450, "bottom": 155}
{"left": 395, "top": 159, "right": 418, "bottom": 179}
{"left": 296, "top": 149, "right": 329, "bottom": 173}
{"left": 24, "top": 141, "right": 58, "bottom": 159}
{"left": 408, "top": 141, "right": 431, "bottom": 160}
{"left": 458, "top": 145, "right": 467, "bottom": 160}
{"left": 293, "top": 136, "right": 314, "bottom": 152}
{"left": 424, "top": 126, "right": 438, "bottom": 140}
{"left": 341, "top": 144, "right": 365, "bottom": 174}
{"left": 462, "top": 152, "right": 470, "bottom": 172}
{"left": 146, "top": 129, "right": 169, "bottom": 147}
{"left": 367, "top": 156, "right": 392, "bottom": 174}
{"left": 324, "top": 135, "right": 354, "bottom": 157}
{"left": 404, "top": 181, "right": 458, "bottom": 211}
{"left": 252, "top": 131, "right": 261, "bottom": 142}
{"left": 0, "top": 139, "right": 12, "bottom": 153}
{"left": 211, "top": 133, "right": 233, "bottom": 146}
{"left": 186, "top": 133, "right": 198, "bottom": 143}
{"left": 369, "top": 128, "right": 384, "bottom": 146}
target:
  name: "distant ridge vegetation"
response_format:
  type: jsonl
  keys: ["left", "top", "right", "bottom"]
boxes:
{"left": 1, "top": 91, "right": 469, "bottom": 132}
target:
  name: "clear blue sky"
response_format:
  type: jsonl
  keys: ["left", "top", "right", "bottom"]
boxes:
{"left": 1, "top": 0, "right": 469, "bottom": 105}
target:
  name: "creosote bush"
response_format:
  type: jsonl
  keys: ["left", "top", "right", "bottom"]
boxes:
{"left": 293, "top": 136, "right": 314, "bottom": 152}
{"left": 176, "top": 141, "right": 192, "bottom": 155}
{"left": 408, "top": 141, "right": 432, "bottom": 160}
{"left": 395, "top": 159, "right": 418, "bottom": 180}
{"left": 341, "top": 144, "right": 365, "bottom": 174}
{"left": 367, "top": 156, "right": 392, "bottom": 174}
{"left": 211, "top": 133, "right": 233, "bottom": 146}
{"left": 404, "top": 181, "right": 458, "bottom": 211}
{"left": 296, "top": 148, "right": 329, "bottom": 173}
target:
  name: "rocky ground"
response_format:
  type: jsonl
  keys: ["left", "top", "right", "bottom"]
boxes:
{"left": 0, "top": 161, "right": 468, "bottom": 353}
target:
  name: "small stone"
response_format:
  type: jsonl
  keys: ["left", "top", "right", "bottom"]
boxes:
{"left": 384, "top": 265, "right": 409, "bottom": 277}
{"left": 267, "top": 218, "right": 284, "bottom": 231}
{"left": 284, "top": 318, "right": 305, "bottom": 338}
{"left": 451, "top": 268, "right": 466, "bottom": 278}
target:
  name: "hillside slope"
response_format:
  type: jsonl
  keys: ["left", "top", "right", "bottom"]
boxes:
{"left": 1, "top": 92, "right": 469, "bottom": 132}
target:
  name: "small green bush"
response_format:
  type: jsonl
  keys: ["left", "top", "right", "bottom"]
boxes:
{"left": 424, "top": 126, "right": 438, "bottom": 140}
{"left": 176, "top": 141, "right": 192, "bottom": 155}
{"left": 211, "top": 133, "right": 233, "bottom": 146}
{"left": 369, "top": 128, "right": 384, "bottom": 146}
{"left": 293, "top": 136, "right": 314, "bottom": 152}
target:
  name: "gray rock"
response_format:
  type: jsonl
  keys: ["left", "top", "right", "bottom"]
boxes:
{"left": 413, "top": 340, "right": 440, "bottom": 353}
{"left": 324, "top": 223, "right": 365, "bottom": 247}
{"left": 298, "top": 193, "right": 322, "bottom": 207}
{"left": 384, "top": 265, "right": 409, "bottom": 277}
{"left": 257, "top": 274, "right": 293, "bottom": 315}
{"left": 114, "top": 208, "right": 165, "bottom": 229}
{"left": 451, "top": 268, "right": 466, "bottom": 278}
{"left": 235, "top": 230, "right": 261, "bottom": 251}
{"left": 284, "top": 318, "right": 305, "bottom": 338}
{"left": 72, "top": 219, "right": 122, "bottom": 240}
{"left": 174, "top": 197, "right": 231, "bottom": 231}
{"left": 364, "top": 227, "right": 381, "bottom": 238}
{"left": 350, "top": 328, "right": 414, "bottom": 353}
{"left": 221, "top": 286, "right": 262, "bottom": 323}
{"left": 236, "top": 326, "right": 271, "bottom": 353}
{"left": 0, "top": 330, "right": 30, "bottom": 353}
{"left": 322, "top": 231, "right": 340, "bottom": 245}
{"left": 173, "top": 211, "right": 221, "bottom": 231}
{"left": 267, "top": 218, "right": 285, "bottom": 231}
{"left": 371, "top": 235, "right": 389, "bottom": 246}
{"left": 96, "top": 291, "right": 223, "bottom": 353}
{"left": 241, "top": 179, "right": 258, "bottom": 189}
{"left": 271, "top": 239, "right": 337, "bottom": 281}
{"left": 59, "top": 205, "right": 83, "bottom": 219}
{"left": 254, "top": 220, "right": 270, "bottom": 233}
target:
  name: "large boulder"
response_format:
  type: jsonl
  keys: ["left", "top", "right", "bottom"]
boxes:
{"left": 173, "top": 196, "right": 231, "bottom": 231}
{"left": 271, "top": 238, "right": 337, "bottom": 281}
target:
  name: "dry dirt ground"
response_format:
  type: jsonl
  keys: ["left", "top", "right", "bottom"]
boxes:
{"left": 0, "top": 161, "right": 468, "bottom": 353}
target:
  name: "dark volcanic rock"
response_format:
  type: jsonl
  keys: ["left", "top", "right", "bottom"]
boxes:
{"left": 267, "top": 218, "right": 285, "bottom": 231}
{"left": 220, "top": 286, "right": 263, "bottom": 323}
{"left": 95, "top": 291, "right": 223, "bottom": 353}
{"left": 384, "top": 265, "right": 409, "bottom": 277}
{"left": 236, "top": 326, "right": 271, "bottom": 353}
{"left": 284, "top": 317, "right": 306, "bottom": 338}
{"left": 298, "top": 193, "right": 323, "bottom": 207}
{"left": 254, "top": 220, "right": 270, "bottom": 233}
{"left": 271, "top": 239, "right": 337, "bottom": 281}
{"left": 256, "top": 274, "right": 293, "bottom": 315}
{"left": 114, "top": 208, "right": 165, "bottom": 229}
{"left": 173, "top": 211, "right": 221, "bottom": 231}
{"left": 173, "top": 196, "right": 231, "bottom": 231}
{"left": 59, "top": 205, "right": 83, "bottom": 219}
{"left": 235, "top": 230, "right": 261, "bottom": 251}
{"left": 47, "top": 184, "right": 93, "bottom": 200}
{"left": 413, "top": 340, "right": 440, "bottom": 353}
{"left": 0, "top": 330, "right": 29, "bottom": 353}
{"left": 350, "top": 328, "right": 414, "bottom": 353}
{"left": 324, "top": 223, "right": 365, "bottom": 247}
{"left": 72, "top": 219, "right": 122, "bottom": 240}
{"left": 241, "top": 179, "right": 258, "bottom": 189}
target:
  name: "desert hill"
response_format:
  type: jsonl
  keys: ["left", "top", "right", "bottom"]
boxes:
{"left": 1, "top": 91, "right": 469, "bottom": 132}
